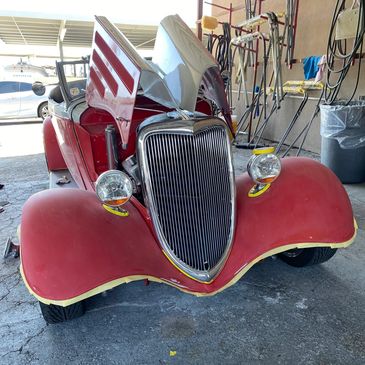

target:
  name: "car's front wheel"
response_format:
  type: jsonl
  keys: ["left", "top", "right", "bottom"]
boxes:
{"left": 278, "top": 247, "right": 337, "bottom": 267}
{"left": 38, "top": 101, "right": 49, "bottom": 120}
{"left": 39, "top": 301, "right": 85, "bottom": 324}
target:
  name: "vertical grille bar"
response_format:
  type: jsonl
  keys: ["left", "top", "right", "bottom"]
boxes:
{"left": 140, "top": 120, "right": 235, "bottom": 282}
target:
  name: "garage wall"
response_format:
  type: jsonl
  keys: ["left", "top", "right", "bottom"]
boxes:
{"left": 211, "top": 0, "right": 365, "bottom": 153}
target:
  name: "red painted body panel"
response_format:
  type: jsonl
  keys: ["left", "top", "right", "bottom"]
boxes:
{"left": 52, "top": 116, "right": 85, "bottom": 189}
{"left": 20, "top": 158, "right": 355, "bottom": 301}
{"left": 52, "top": 115, "right": 93, "bottom": 190}
{"left": 86, "top": 18, "right": 141, "bottom": 148}
{"left": 76, "top": 106, "right": 118, "bottom": 178}
{"left": 43, "top": 116, "right": 67, "bottom": 171}
{"left": 73, "top": 124, "right": 98, "bottom": 182}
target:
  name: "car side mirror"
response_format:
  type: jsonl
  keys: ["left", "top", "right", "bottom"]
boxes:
{"left": 32, "top": 82, "right": 46, "bottom": 96}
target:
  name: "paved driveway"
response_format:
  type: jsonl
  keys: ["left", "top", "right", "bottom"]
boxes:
{"left": 0, "top": 124, "right": 364, "bottom": 364}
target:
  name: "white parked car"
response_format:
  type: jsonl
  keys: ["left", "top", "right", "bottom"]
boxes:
{"left": 0, "top": 80, "right": 56, "bottom": 120}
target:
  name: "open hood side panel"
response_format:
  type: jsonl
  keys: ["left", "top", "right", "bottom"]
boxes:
{"left": 152, "top": 15, "right": 218, "bottom": 112}
{"left": 86, "top": 16, "right": 144, "bottom": 147}
{"left": 86, "top": 15, "right": 232, "bottom": 142}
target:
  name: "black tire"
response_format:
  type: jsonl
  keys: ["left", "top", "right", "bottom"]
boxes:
{"left": 39, "top": 301, "right": 85, "bottom": 324}
{"left": 278, "top": 247, "right": 337, "bottom": 267}
{"left": 38, "top": 101, "right": 49, "bottom": 120}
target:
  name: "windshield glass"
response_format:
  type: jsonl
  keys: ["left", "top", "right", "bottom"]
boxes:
{"left": 57, "top": 59, "right": 89, "bottom": 103}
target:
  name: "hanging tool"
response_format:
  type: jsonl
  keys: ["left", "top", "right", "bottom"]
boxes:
{"left": 285, "top": 0, "right": 298, "bottom": 67}
{"left": 214, "top": 22, "right": 233, "bottom": 107}
{"left": 281, "top": 82, "right": 324, "bottom": 156}
{"left": 231, "top": 12, "right": 284, "bottom": 144}
{"left": 247, "top": 81, "right": 322, "bottom": 153}
{"left": 231, "top": 32, "right": 267, "bottom": 112}
{"left": 281, "top": 91, "right": 324, "bottom": 157}
{"left": 275, "top": 87, "right": 308, "bottom": 154}
{"left": 275, "top": 81, "right": 323, "bottom": 155}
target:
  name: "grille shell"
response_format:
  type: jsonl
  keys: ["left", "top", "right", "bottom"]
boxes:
{"left": 138, "top": 117, "right": 235, "bottom": 282}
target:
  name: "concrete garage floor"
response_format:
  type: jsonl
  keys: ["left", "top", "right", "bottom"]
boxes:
{"left": 0, "top": 124, "right": 364, "bottom": 365}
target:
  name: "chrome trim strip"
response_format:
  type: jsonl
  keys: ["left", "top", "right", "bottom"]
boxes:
{"left": 137, "top": 117, "right": 236, "bottom": 282}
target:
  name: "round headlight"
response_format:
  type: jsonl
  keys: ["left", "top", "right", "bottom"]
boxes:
{"left": 247, "top": 148, "right": 281, "bottom": 184}
{"left": 96, "top": 170, "right": 133, "bottom": 207}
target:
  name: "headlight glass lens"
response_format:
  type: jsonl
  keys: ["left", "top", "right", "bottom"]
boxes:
{"left": 247, "top": 153, "right": 281, "bottom": 184}
{"left": 96, "top": 170, "right": 133, "bottom": 207}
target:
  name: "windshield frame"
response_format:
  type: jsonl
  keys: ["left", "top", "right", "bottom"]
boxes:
{"left": 56, "top": 58, "right": 89, "bottom": 106}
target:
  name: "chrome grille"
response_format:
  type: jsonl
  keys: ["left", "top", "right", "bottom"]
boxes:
{"left": 138, "top": 118, "right": 235, "bottom": 282}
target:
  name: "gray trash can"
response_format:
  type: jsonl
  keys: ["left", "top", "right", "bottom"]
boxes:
{"left": 320, "top": 101, "right": 365, "bottom": 183}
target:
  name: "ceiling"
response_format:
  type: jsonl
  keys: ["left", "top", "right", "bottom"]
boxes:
{"left": 0, "top": 16, "right": 157, "bottom": 49}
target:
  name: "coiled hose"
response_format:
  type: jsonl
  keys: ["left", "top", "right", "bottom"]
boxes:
{"left": 214, "top": 23, "right": 233, "bottom": 106}
{"left": 325, "top": 0, "right": 365, "bottom": 104}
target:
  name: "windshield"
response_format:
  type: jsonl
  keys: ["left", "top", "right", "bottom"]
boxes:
{"left": 57, "top": 59, "right": 89, "bottom": 104}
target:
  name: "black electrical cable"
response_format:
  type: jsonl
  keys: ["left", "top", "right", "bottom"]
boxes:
{"left": 325, "top": 0, "right": 365, "bottom": 104}
{"left": 207, "top": 33, "right": 213, "bottom": 53}
{"left": 214, "top": 22, "right": 232, "bottom": 106}
{"left": 206, "top": 32, "right": 220, "bottom": 54}
{"left": 214, "top": 23, "right": 232, "bottom": 77}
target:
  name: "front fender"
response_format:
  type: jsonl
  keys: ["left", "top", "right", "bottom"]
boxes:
{"left": 20, "top": 158, "right": 356, "bottom": 305}
{"left": 216, "top": 157, "right": 356, "bottom": 293}
{"left": 20, "top": 189, "right": 171, "bottom": 303}
{"left": 233, "top": 157, "right": 355, "bottom": 264}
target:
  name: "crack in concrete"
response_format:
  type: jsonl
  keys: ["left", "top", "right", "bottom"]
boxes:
{"left": 88, "top": 301, "right": 163, "bottom": 313}
{"left": 0, "top": 316, "right": 43, "bottom": 329}
{"left": 243, "top": 280, "right": 281, "bottom": 290}
{"left": 18, "top": 326, "right": 46, "bottom": 355}
{"left": 0, "top": 325, "right": 46, "bottom": 359}
{"left": 0, "top": 271, "right": 19, "bottom": 284}
{"left": 0, "top": 275, "right": 21, "bottom": 302}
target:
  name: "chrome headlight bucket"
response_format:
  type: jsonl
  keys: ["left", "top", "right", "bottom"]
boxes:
{"left": 247, "top": 147, "right": 281, "bottom": 197}
{"left": 95, "top": 170, "right": 133, "bottom": 207}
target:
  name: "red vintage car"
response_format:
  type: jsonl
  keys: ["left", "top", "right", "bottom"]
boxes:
{"left": 20, "top": 15, "right": 357, "bottom": 323}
